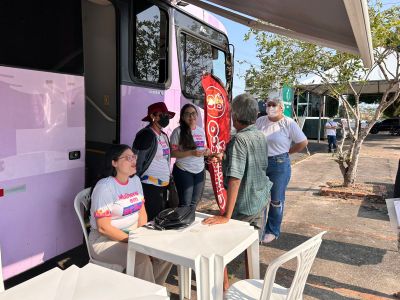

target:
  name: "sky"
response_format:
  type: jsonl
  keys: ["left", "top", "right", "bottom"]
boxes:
{"left": 216, "top": 15, "right": 259, "bottom": 97}
{"left": 213, "top": 0, "right": 398, "bottom": 98}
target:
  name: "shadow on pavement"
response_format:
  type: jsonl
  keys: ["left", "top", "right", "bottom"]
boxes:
{"left": 260, "top": 265, "right": 395, "bottom": 300}
{"left": 383, "top": 146, "right": 400, "bottom": 150}
{"left": 357, "top": 204, "right": 390, "bottom": 221}
{"left": 268, "top": 233, "right": 387, "bottom": 266}
{"left": 286, "top": 187, "right": 321, "bottom": 193}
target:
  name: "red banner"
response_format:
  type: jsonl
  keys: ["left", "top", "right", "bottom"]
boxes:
{"left": 202, "top": 74, "right": 231, "bottom": 214}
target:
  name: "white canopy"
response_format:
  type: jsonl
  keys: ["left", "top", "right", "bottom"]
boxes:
{"left": 180, "top": 0, "right": 374, "bottom": 68}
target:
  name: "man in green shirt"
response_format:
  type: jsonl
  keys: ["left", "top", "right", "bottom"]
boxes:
{"left": 204, "top": 93, "right": 271, "bottom": 227}
{"left": 203, "top": 93, "right": 272, "bottom": 290}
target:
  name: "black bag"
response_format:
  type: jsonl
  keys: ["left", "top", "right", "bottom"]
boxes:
{"left": 154, "top": 206, "right": 195, "bottom": 230}
{"left": 167, "top": 176, "right": 179, "bottom": 208}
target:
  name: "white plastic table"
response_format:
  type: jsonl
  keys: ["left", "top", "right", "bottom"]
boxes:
{"left": 0, "top": 263, "right": 169, "bottom": 300}
{"left": 126, "top": 212, "right": 260, "bottom": 300}
{"left": 385, "top": 198, "right": 400, "bottom": 251}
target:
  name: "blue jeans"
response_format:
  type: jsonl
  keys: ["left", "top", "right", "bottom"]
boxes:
{"left": 172, "top": 165, "right": 205, "bottom": 208}
{"left": 327, "top": 135, "right": 337, "bottom": 151}
{"left": 265, "top": 153, "right": 291, "bottom": 238}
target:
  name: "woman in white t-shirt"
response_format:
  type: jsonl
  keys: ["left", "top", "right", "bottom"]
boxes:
{"left": 88, "top": 144, "right": 171, "bottom": 285}
{"left": 171, "top": 104, "right": 210, "bottom": 207}
{"left": 256, "top": 98, "right": 308, "bottom": 243}
{"left": 132, "top": 102, "right": 175, "bottom": 221}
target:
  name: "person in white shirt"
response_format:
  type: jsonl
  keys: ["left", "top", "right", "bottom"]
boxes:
{"left": 132, "top": 102, "right": 175, "bottom": 221}
{"left": 256, "top": 98, "right": 308, "bottom": 243}
{"left": 88, "top": 144, "right": 171, "bottom": 284}
{"left": 171, "top": 104, "right": 210, "bottom": 207}
{"left": 325, "top": 118, "right": 338, "bottom": 153}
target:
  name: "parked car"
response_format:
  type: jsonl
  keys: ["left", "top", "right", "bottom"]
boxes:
{"left": 390, "top": 124, "right": 400, "bottom": 136}
{"left": 370, "top": 117, "right": 400, "bottom": 134}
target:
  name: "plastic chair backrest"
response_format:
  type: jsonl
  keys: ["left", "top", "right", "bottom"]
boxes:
{"left": 260, "top": 231, "right": 326, "bottom": 300}
{"left": 74, "top": 188, "right": 93, "bottom": 260}
{"left": 0, "top": 246, "right": 4, "bottom": 292}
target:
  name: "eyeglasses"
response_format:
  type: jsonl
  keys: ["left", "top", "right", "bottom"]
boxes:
{"left": 183, "top": 112, "right": 197, "bottom": 118}
{"left": 267, "top": 103, "right": 278, "bottom": 107}
{"left": 118, "top": 154, "right": 137, "bottom": 162}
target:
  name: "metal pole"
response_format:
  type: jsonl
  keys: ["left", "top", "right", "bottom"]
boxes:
{"left": 307, "top": 92, "right": 310, "bottom": 117}
{"left": 317, "top": 96, "right": 322, "bottom": 143}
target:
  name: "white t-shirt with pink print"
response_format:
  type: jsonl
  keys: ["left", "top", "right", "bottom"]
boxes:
{"left": 90, "top": 176, "right": 145, "bottom": 231}
{"left": 170, "top": 126, "right": 207, "bottom": 174}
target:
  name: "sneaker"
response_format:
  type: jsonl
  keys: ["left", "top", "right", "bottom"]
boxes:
{"left": 262, "top": 233, "right": 276, "bottom": 244}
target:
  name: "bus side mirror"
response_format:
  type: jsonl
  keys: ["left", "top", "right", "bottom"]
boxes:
{"left": 225, "top": 50, "right": 234, "bottom": 100}
{"left": 212, "top": 47, "right": 219, "bottom": 60}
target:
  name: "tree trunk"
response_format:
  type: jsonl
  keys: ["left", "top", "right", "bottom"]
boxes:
{"left": 343, "top": 138, "right": 363, "bottom": 187}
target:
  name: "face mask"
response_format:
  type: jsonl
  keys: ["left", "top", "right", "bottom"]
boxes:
{"left": 267, "top": 107, "right": 278, "bottom": 117}
{"left": 158, "top": 114, "right": 170, "bottom": 128}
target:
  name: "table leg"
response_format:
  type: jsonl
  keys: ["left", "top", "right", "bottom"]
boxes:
{"left": 178, "top": 266, "right": 192, "bottom": 300}
{"left": 195, "top": 256, "right": 214, "bottom": 300}
{"left": 126, "top": 248, "right": 136, "bottom": 276}
{"left": 246, "top": 239, "right": 260, "bottom": 279}
{"left": 213, "top": 256, "right": 224, "bottom": 300}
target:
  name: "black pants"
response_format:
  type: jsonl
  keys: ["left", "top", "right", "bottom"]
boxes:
{"left": 172, "top": 165, "right": 205, "bottom": 208}
{"left": 142, "top": 183, "right": 168, "bottom": 221}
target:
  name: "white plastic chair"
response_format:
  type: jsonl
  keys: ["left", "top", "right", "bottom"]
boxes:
{"left": 74, "top": 188, "right": 124, "bottom": 273}
{"left": 0, "top": 246, "right": 4, "bottom": 292}
{"left": 225, "top": 231, "right": 326, "bottom": 300}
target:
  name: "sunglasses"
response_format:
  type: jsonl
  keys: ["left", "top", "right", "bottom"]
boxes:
{"left": 118, "top": 154, "right": 137, "bottom": 162}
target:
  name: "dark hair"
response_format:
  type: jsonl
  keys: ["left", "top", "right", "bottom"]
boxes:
{"left": 90, "top": 144, "right": 132, "bottom": 191}
{"left": 179, "top": 104, "right": 197, "bottom": 150}
{"left": 103, "top": 144, "right": 132, "bottom": 177}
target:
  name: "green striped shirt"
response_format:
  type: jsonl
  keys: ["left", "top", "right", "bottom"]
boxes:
{"left": 223, "top": 125, "right": 272, "bottom": 216}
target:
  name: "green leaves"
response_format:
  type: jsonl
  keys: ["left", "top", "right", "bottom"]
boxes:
{"left": 244, "top": 0, "right": 399, "bottom": 100}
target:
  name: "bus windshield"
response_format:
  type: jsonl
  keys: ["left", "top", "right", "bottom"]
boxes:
{"left": 175, "top": 10, "right": 230, "bottom": 107}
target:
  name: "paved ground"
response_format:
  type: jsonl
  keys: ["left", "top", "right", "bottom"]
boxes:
{"left": 192, "top": 133, "right": 400, "bottom": 300}
{"left": 4, "top": 133, "right": 400, "bottom": 299}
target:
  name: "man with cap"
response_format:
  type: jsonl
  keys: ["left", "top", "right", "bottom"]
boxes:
{"left": 256, "top": 97, "right": 308, "bottom": 243}
{"left": 132, "top": 102, "right": 175, "bottom": 221}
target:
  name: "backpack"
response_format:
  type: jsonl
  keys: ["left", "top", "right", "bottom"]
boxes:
{"left": 153, "top": 206, "right": 195, "bottom": 230}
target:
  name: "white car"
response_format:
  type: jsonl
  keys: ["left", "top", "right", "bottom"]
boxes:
{"left": 339, "top": 119, "right": 368, "bottom": 130}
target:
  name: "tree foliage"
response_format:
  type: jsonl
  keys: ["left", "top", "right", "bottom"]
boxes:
{"left": 244, "top": 1, "right": 400, "bottom": 186}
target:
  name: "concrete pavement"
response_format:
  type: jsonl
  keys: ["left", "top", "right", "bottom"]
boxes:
{"left": 192, "top": 134, "right": 400, "bottom": 300}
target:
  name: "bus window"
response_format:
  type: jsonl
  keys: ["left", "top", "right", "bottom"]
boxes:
{"left": 133, "top": 1, "right": 168, "bottom": 84}
{"left": 178, "top": 32, "right": 227, "bottom": 107}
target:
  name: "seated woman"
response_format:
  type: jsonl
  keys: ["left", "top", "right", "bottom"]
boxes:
{"left": 170, "top": 104, "right": 210, "bottom": 207}
{"left": 88, "top": 144, "right": 171, "bottom": 284}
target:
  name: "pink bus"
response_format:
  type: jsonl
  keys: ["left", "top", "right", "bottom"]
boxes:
{"left": 0, "top": 0, "right": 232, "bottom": 279}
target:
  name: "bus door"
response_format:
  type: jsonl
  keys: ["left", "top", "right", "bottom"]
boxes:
{"left": 174, "top": 9, "right": 231, "bottom": 112}
{"left": 82, "top": 0, "right": 119, "bottom": 187}
{"left": 0, "top": 0, "right": 85, "bottom": 279}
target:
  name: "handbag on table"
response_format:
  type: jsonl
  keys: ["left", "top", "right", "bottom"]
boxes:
{"left": 153, "top": 206, "right": 195, "bottom": 230}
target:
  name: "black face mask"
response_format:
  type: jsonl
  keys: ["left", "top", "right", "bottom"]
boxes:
{"left": 158, "top": 114, "right": 170, "bottom": 128}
